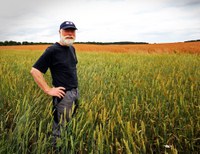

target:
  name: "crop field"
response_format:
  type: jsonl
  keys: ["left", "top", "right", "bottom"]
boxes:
{"left": 1, "top": 42, "right": 200, "bottom": 54}
{"left": 0, "top": 43, "right": 200, "bottom": 153}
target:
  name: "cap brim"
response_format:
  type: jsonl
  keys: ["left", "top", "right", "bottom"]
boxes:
{"left": 61, "top": 26, "right": 77, "bottom": 30}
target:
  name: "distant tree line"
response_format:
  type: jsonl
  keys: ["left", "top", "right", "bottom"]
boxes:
{"left": 1, "top": 39, "right": 199, "bottom": 46}
{"left": 0, "top": 40, "right": 52, "bottom": 46}
{"left": 0, "top": 40, "right": 149, "bottom": 46}
{"left": 184, "top": 39, "right": 200, "bottom": 43}
{"left": 75, "top": 41, "right": 149, "bottom": 45}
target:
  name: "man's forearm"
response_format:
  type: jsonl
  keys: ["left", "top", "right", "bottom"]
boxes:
{"left": 30, "top": 67, "right": 50, "bottom": 93}
{"left": 30, "top": 67, "right": 66, "bottom": 98}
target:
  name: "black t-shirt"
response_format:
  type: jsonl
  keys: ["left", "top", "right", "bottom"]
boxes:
{"left": 33, "top": 42, "right": 78, "bottom": 90}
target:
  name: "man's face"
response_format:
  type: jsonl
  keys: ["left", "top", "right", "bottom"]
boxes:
{"left": 60, "top": 29, "right": 76, "bottom": 46}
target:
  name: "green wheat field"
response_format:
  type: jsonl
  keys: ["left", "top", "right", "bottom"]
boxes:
{"left": 0, "top": 49, "right": 199, "bottom": 153}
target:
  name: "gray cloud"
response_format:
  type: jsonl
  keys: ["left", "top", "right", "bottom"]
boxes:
{"left": 0, "top": 0, "right": 199, "bottom": 43}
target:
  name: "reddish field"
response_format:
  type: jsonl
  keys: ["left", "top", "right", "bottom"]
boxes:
{"left": 0, "top": 42, "right": 200, "bottom": 54}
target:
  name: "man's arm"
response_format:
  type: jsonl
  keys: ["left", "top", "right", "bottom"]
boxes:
{"left": 30, "top": 67, "right": 65, "bottom": 98}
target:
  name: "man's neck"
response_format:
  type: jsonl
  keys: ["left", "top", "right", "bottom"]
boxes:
{"left": 58, "top": 41, "right": 64, "bottom": 46}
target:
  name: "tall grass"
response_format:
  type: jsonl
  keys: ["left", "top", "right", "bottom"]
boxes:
{"left": 0, "top": 49, "right": 199, "bottom": 153}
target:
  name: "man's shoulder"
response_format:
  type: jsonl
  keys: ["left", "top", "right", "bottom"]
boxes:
{"left": 47, "top": 42, "right": 59, "bottom": 49}
{"left": 69, "top": 45, "right": 76, "bottom": 52}
{"left": 45, "top": 43, "right": 60, "bottom": 53}
{"left": 46, "top": 43, "right": 76, "bottom": 53}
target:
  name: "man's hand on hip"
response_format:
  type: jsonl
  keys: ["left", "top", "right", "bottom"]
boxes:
{"left": 46, "top": 87, "right": 66, "bottom": 98}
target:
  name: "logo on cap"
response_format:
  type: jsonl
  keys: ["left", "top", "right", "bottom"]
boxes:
{"left": 66, "top": 21, "right": 73, "bottom": 25}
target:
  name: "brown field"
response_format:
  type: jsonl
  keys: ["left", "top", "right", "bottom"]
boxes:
{"left": 0, "top": 42, "right": 200, "bottom": 54}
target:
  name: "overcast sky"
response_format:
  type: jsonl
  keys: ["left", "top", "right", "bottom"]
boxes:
{"left": 0, "top": 0, "right": 200, "bottom": 43}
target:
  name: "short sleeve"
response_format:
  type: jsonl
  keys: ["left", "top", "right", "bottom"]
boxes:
{"left": 32, "top": 47, "right": 52, "bottom": 74}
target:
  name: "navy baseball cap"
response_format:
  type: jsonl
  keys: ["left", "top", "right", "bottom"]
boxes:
{"left": 60, "top": 21, "right": 77, "bottom": 30}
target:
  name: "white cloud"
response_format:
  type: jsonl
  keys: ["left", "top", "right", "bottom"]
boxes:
{"left": 0, "top": 0, "right": 199, "bottom": 43}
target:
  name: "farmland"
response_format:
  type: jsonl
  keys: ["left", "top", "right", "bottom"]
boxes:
{"left": 1, "top": 41, "right": 200, "bottom": 54}
{"left": 0, "top": 42, "right": 200, "bottom": 153}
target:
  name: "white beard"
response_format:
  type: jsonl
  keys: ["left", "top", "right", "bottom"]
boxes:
{"left": 60, "top": 35, "right": 75, "bottom": 46}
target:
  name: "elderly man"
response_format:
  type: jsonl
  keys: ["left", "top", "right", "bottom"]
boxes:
{"left": 30, "top": 21, "right": 79, "bottom": 147}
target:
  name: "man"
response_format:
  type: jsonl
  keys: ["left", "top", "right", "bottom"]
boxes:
{"left": 30, "top": 21, "right": 79, "bottom": 146}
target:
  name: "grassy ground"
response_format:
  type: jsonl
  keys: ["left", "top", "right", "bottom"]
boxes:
{"left": 0, "top": 49, "right": 199, "bottom": 153}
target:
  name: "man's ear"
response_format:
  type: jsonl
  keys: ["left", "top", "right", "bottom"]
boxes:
{"left": 59, "top": 29, "right": 62, "bottom": 34}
